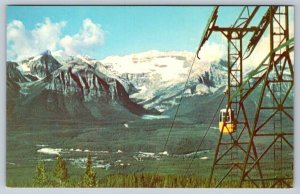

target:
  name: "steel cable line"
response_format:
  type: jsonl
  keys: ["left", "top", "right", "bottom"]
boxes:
{"left": 183, "top": 94, "right": 225, "bottom": 177}
{"left": 152, "top": 52, "right": 198, "bottom": 177}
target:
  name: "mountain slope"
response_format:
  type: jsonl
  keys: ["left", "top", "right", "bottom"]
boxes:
{"left": 100, "top": 50, "right": 228, "bottom": 111}
{"left": 13, "top": 50, "right": 229, "bottom": 114}
{"left": 7, "top": 51, "right": 162, "bottom": 125}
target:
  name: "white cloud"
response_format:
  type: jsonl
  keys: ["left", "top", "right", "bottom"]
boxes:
{"left": 7, "top": 18, "right": 66, "bottom": 61}
{"left": 197, "top": 41, "right": 226, "bottom": 64}
{"left": 7, "top": 20, "right": 30, "bottom": 60}
{"left": 60, "top": 19, "right": 104, "bottom": 56}
{"left": 32, "top": 18, "right": 66, "bottom": 52}
{"left": 7, "top": 18, "right": 104, "bottom": 61}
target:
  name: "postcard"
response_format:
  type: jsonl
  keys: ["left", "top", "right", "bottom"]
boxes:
{"left": 6, "top": 5, "right": 294, "bottom": 188}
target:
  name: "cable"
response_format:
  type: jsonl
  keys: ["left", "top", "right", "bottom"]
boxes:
{"left": 153, "top": 53, "right": 198, "bottom": 177}
{"left": 183, "top": 94, "right": 225, "bottom": 177}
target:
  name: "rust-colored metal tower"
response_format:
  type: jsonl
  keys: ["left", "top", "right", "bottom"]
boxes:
{"left": 197, "top": 6, "right": 294, "bottom": 188}
{"left": 240, "top": 6, "right": 294, "bottom": 188}
{"left": 197, "top": 6, "right": 262, "bottom": 187}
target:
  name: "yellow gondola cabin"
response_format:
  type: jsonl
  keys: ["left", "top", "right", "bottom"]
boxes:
{"left": 219, "top": 108, "right": 236, "bottom": 134}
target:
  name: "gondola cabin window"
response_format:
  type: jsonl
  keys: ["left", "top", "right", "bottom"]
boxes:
{"left": 218, "top": 108, "right": 236, "bottom": 134}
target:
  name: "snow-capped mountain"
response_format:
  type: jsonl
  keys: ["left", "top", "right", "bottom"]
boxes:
{"left": 7, "top": 52, "right": 159, "bottom": 120}
{"left": 100, "top": 50, "right": 227, "bottom": 111}
{"left": 7, "top": 50, "right": 228, "bottom": 121}
{"left": 18, "top": 50, "right": 62, "bottom": 79}
{"left": 7, "top": 61, "right": 29, "bottom": 83}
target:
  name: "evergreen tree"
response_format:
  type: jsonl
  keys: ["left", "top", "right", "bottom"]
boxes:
{"left": 33, "top": 161, "right": 49, "bottom": 187}
{"left": 53, "top": 155, "right": 68, "bottom": 186}
{"left": 81, "top": 154, "right": 97, "bottom": 187}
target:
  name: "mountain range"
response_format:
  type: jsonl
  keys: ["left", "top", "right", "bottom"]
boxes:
{"left": 7, "top": 50, "right": 228, "bottom": 123}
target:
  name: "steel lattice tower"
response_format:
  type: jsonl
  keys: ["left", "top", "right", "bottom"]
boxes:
{"left": 197, "top": 6, "right": 294, "bottom": 188}
{"left": 240, "top": 6, "right": 294, "bottom": 188}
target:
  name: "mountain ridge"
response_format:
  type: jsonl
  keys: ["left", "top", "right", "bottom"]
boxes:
{"left": 7, "top": 50, "right": 228, "bottom": 122}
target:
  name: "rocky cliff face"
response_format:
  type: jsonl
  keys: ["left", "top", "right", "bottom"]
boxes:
{"left": 20, "top": 50, "right": 62, "bottom": 79}
{"left": 7, "top": 51, "right": 162, "bottom": 120}
{"left": 7, "top": 50, "right": 293, "bottom": 122}
{"left": 11, "top": 50, "right": 229, "bottom": 114}
{"left": 100, "top": 50, "right": 228, "bottom": 111}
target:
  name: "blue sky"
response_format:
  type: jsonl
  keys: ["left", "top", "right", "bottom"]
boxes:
{"left": 6, "top": 6, "right": 280, "bottom": 61}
